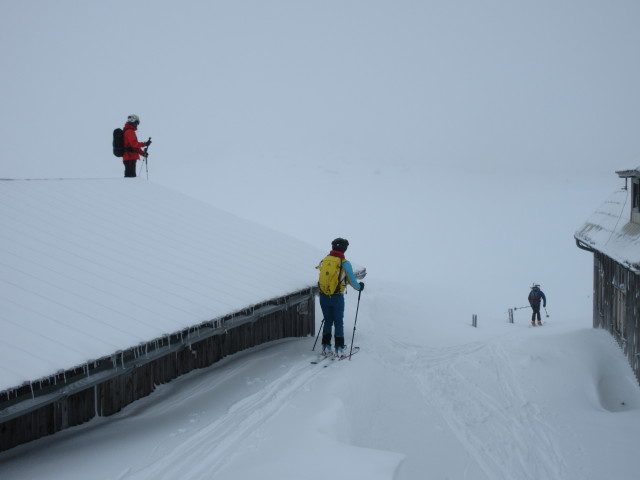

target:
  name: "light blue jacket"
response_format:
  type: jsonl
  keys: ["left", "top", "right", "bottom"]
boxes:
{"left": 341, "top": 260, "right": 362, "bottom": 291}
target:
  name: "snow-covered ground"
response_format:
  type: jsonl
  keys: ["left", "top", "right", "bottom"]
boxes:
{"left": 1, "top": 166, "right": 639, "bottom": 480}
{"left": 2, "top": 1, "right": 640, "bottom": 478}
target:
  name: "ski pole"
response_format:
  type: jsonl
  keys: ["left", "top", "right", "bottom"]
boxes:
{"left": 544, "top": 307, "right": 549, "bottom": 318}
{"left": 348, "top": 288, "right": 362, "bottom": 360}
{"left": 312, "top": 318, "right": 325, "bottom": 351}
{"left": 513, "top": 305, "right": 531, "bottom": 310}
{"left": 143, "top": 137, "right": 151, "bottom": 180}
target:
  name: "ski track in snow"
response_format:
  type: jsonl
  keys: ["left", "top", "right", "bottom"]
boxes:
{"left": 386, "top": 336, "right": 570, "bottom": 480}
{"left": 121, "top": 352, "right": 324, "bottom": 480}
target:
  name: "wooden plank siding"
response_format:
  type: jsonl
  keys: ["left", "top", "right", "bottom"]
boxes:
{"left": 0, "top": 291, "right": 315, "bottom": 452}
{"left": 592, "top": 252, "right": 640, "bottom": 382}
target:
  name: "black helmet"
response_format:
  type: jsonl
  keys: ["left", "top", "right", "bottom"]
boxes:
{"left": 331, "top": 238, "right": 349, "bottom": 252}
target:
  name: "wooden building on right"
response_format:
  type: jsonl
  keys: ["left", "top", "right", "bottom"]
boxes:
{"left": 575, "top": 166, "right": 640, "bottom": 383}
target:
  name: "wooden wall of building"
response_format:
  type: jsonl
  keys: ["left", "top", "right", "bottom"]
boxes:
{"left": 593, "top": 252, "right": 640, "bottom": 382}
{"left": 0, "top": 292, "right": 315, "bottom": 452}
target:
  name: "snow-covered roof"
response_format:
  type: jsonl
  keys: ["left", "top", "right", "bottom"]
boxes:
{"left": 0, "top": 179, "right": 329, "bottom": 392}
{"left": 616, "top": 166, "right": 640, "bottom": 178}
{"left": 574, "top": 188, "right": 640, "bottom": 273}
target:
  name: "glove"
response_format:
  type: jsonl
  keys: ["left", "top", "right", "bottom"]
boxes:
{"left": 145, "top": 140, "right": 152, "bottom": 147}
{"left": 143, "top": 152, "right": 149, "bottom": 158}
{"left": 359, "top": 282, "right": 365, "bottom": 291}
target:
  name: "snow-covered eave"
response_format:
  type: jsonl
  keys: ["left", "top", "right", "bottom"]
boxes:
{"left": 616, "top": 167, "right": 640, "bottom": 178}
{"left": 574, "top": 224, "right": 640, "bottom": 273}
{"left": 574, "top": 188, "right": 640, "bottom": 274}
{"left": 0, "top": 284, "right": 316, "bottom": 419}
{"left": 575, "top": 233, "right": 640, "bottom": 273}
{"left": 574, "top": 223, "right": 640, "bottom": 274}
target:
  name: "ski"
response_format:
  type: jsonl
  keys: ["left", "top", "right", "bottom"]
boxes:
{"left": 311, "top": 346, "right": 360, "bottom": 363}
{"left": 310, "top": 352, "right": 333, "bottom": 364}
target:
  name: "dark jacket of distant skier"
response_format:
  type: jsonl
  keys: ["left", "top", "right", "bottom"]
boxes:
{"left": 528, "top": 284, "right": 547, "bottom": 323}
{"left": 122, "top": 115, "right": 149, "bottom": 177}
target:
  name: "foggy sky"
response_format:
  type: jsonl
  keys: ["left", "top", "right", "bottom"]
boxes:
{"left": 1, "top": 0, "right": 638, "bottom": 181}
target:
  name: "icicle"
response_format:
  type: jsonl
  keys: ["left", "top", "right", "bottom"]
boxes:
{"left": 29, "top": 382, "right": 35, "bottom": 400}
{"left": 94, "top": 385, "right": 99, "bottom": 417}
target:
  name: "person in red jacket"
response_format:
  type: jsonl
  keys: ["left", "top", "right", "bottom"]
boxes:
{"left": 122, "top": 115, "right": 151, "bottom": 178}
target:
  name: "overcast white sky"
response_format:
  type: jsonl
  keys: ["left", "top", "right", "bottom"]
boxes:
{"left": 1, "top": 0, "right": 638, "bottom": 182}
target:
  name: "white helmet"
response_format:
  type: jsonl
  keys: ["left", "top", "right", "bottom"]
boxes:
{"left": 531, "top": 283, "right": 540, "bottom": 289}
{"left": 127, "top": 114, "right": 140, "bottom": 124}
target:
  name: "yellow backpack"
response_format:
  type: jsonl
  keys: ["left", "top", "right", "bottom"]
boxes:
{"left": 316, "top": 255, "right": 345, "bottom": 295}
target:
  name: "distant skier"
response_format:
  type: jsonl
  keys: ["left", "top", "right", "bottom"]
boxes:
{"left": 316, "top": 238, "right": 364, "bottom": 358}
{"left": 528, "top": 284, "right": 547, "bottom": 326}
{"left": 122, "top": 115, "right": 151, "bottom": 178}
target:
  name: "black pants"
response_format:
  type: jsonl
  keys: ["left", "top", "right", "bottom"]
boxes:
{"left": 531, "top": 306, "right": 542, "bottom": 322}
{"left": 123, "top": 160, "right": 137, "bottom": 177}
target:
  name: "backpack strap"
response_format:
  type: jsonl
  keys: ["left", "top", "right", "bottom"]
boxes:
{"left": 334, "top": 258, "right": 344, "bottom": 295}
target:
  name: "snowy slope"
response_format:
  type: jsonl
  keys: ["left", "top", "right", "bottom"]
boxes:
{"left": 0, "top": 179, "right": 328, "bottom": 391}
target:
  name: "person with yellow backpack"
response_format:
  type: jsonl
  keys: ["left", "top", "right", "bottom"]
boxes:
{"left": 316, "top": 238, "right": 364, "bottom": 358}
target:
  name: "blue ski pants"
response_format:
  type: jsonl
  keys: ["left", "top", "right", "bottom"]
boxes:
{"left": 320, "top": 293, "right": 345, "bottom": 339}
